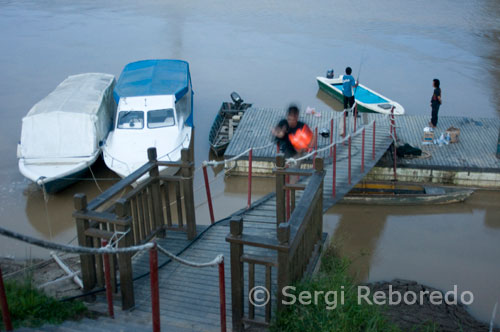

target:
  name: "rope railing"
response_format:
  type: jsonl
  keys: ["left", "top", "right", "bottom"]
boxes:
{"left": 0, "top": 225, "right": 227, "bottom": 332}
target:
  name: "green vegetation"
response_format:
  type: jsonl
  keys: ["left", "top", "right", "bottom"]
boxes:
{"left": 271, "top": 245, "right": 400, "bottom": 332}
{"left": 271, "top": 244, "right": 444, "bottom": 332}
{"left": 0, "top": 279, "right": 87, "bottom": 330}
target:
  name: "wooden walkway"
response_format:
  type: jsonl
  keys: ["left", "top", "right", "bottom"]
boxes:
{"left": 106, "top": 111, "right": 393, "bottom": 330}
{"left": 28, "top": 110, "right": 393, "bottom": 331}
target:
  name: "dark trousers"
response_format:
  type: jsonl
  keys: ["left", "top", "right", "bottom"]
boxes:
{"left": 431, "top": 104, "right": 440, "bottom": 127}
{"left": 344, "top": 96, "right": 355, "bottom": 110}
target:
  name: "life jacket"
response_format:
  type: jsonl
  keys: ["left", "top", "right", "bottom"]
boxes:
{"left": 289, "top": 125, "right": 313, "bottom": 151}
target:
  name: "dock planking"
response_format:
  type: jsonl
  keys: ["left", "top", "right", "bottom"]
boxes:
{"left": 383, "top": 115, "right": 500, "bottom": 172}
{"left": 226, "top": 108, "right": 500, "bottom": 175}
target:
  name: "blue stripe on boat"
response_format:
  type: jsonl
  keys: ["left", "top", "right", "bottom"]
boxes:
{"left": 332, "top": 84, "right": 388, "bottom": 104}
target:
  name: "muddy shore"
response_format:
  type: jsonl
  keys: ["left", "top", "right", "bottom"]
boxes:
{"left": 365, "top": 279, "right": 499, "bottom": 332}
{"left": 1, "top": 255, "right": 83, "bottom": 299}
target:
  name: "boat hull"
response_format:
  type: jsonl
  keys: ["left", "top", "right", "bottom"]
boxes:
{"left": 340, "top": 182, "right": 474, "bottom": 205}
{"left": 18, "top": 152, "right": 100, "bottom": 194}
{"left": 317, "top": 76, "right": 405, "bottom": 115}
{"left": 209, "top": 101, "right": 252, "bottom": 157}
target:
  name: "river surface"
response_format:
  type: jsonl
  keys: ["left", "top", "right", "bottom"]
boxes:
{"left": 0, "top": 0, "right": 499, "bottom": 326}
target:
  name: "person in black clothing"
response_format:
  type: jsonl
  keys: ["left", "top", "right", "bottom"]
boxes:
{"left": 429, "top": 79, "right": 442, "bottom": 128}
{"left": 272, "top": 105, "right": 307, "bottom": 158}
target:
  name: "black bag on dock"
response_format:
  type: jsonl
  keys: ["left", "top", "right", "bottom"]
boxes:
{"left": 397, "top": 143, "right": 422, "bottom": 158}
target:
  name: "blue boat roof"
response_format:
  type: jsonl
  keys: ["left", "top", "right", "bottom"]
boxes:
{"left": 113, "top": 60, "right": 190, "bottom": 103}
{"left": 332, "top": 83, "right": 388, "bottom": 104}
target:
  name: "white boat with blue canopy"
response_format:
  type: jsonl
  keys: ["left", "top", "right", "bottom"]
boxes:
{"left": 103, "top": 59, "right": 193, "bottom": 180}
{"left": 316, "top": 75, "right": 405, "bottom": 115}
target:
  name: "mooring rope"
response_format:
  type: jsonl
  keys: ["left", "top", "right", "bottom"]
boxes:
{"left": 157, "top": 244, "right": 223, "bottom": 267}
{"left": 0, "top": 226, "right": 153, "bottom": 255}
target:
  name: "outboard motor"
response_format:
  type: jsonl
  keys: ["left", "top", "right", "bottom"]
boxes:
{"left": 230, "top": 92, "right": 243, "bottom": 109}
{"left": 326, "top": 69, "right": 334, "bottom": 79}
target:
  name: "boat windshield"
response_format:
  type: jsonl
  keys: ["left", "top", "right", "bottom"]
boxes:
{"left": 117, "top": 111, "right": 144, "bottom": 129}
{"left": 147, "top": 108, "right": 175, "bottom": 129}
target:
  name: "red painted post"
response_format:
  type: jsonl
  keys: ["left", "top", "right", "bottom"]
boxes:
{"left": 332, "top": 144, "right": 336, "bottom": 197}
{"left": 391, "top": 107, "right": 398, "bottom": 141}
{"left": 102, "top": 240, "right": 114, "bottom": 319}
{"left": 393, "top": 143, "right": 398, "bottom": 181}
{"left": 372, "top": 121, "right": 376, "bottom": 160}
{"left": 0, "top": 267, "right": 13, "bottom": 331}
{"left": 150, "top": 243, "right": 160, "bottom": 332}
{"left": 218, "top": 258, "right": 227, "bottom": 332}
{"left": 313, "top": 127, "right": 318, "bottom": 168}
{"left": 330, "top": 118, "right": 334, "bottom": 157}
{"left": 276, "top": 142, "right": 280, "bottom": 154}
{"left": 390, "top": 107, "right": 394, "bottom": 137}
{"left": 202, "top": 165, "right": 215, "bottom": 224}
{"left": 285, "top": 174, "right": 290, "bottom": 221}
{"left": 361, "top": 128, "right": 365, "bottom": 173}
{"left": 354, "top": 104, "right": 357, "bottom": 132}
{"left": 348, "top": 136, "right": 352, "bottom": 185}
{"left": 343, "top": 111, "right": 346, "bottom": 138}
{"left": 247, "top": 149, "right": 253, "bottom": 209}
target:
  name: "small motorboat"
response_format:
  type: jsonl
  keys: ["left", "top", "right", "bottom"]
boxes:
{"left": 103, "top": 60, "right": 193, "bottom": 180}
{"left": 208, "top": 92, "right": 252, "bottom": 157}
{"left": 340, "top": 182, "right": 474, "bottom": 205}
{"left": 316, "top": 74, "right": 405, "bottom": 115}
{"left": 17, "top": 73, "right": 116, "bottom": 193}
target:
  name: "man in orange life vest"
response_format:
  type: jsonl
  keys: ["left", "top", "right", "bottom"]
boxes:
{"left": 271, "top": 105, "right": 313, "bottom": 159}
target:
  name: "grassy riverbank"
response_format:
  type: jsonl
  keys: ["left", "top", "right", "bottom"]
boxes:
{"left": 270, "top": 245, "right": 438, "bottom": 332}
{"left": 0, "top": 279, "right": 87, "bottom": 330}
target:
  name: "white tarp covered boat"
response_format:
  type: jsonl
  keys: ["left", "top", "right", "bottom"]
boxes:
{"left": 18, "top": 73, "right": 116, "bottom": 193}
{"left": 103, "top": 60, "right": 193, "bottom": 180}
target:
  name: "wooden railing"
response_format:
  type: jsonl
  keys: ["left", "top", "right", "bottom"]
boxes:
{"left": 226, "top": 155, "right": 325, "bottom": 331}
{"left": 73, "top": 133, "right": 195, "bottom": 310}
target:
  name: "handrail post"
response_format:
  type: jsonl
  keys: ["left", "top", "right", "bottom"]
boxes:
{"left": 285, "top": 174, "right": 290, "bottom": 222}
{"left": 313, "top": 127, "right": 318, "bottom": 168}
{"left": 372, "top": 120, "right": 376, "bottom": 160}
{"left": 393, "top": 142, "right": 398, "bottom": 181}
{"left": 218, "top": 257, "right": 227, "bottom": 332}
{"left": 348, "top": 136, "right": 352, "bottom": 184}
{"left": 74, "top": 193, "right": 96, "bottom": 293}
{"left": 275, "top": 154, "right": 286, "bottom": 227}
{"left": 277, "top": 223, "right": 290, "bottom": 312}
{"left": 102, "top": 240, "right": 114, "bottom": 319}
{"left": 202, "top": 164, "right": 215, "bottom": 224}
{"left": 181, "top": 149, "right": 196, "bottom": 239}
{"left": 229, "top": 216, "right": 244, "bottom": 332}
{"left": 391, "top": 107, "right": 398, "bottom": 141}
{"left": 343, "top": 111, "right": 346, "bottom": 138}
{"left": 330, "top": 118, "right": 334, "bottom": 157}
{"left": 247, "top": 148, "right": 253, "bottom": 209}
{"left": 354, "top": 104, "right": 357, "bottom": 132}
{"left": 0, "top": 267, "right": 13, "bottom": 331}
{"left": 148, "top": 147, "right": 165, "bottom": 238}
{"left": 115, "top": 199, "right": 135, "bottom": 310}
{"left": 361, "top": 127, "right": 365, "bottom": 173}
{"left": 332, "top": 144, "right": 336, "bottom": 197}
{"left": 150, "top": 242, "right": 160, "bottom": 332}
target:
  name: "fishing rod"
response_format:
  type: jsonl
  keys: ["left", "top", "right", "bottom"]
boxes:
{"left": 354, "top": 51, "right": 366, "bottom": 96}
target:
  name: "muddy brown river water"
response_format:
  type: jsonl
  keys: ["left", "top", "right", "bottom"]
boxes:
{"left": 0, "top": 0, "right": 499, "bottom": 326}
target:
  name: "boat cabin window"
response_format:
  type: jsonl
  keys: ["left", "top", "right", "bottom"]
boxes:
{"left": 147, "top": 109, "right": 175, "bottom": 129}
{"left": 117, "top": 111, "right": 144, "bottom": 129}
